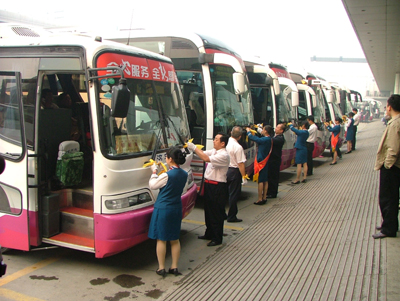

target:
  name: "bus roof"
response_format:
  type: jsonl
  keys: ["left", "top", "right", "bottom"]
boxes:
{"left": 0, "top": 24, "right": 173, "bottom": 64}
{"left": 104, "top": 29, "right": 241, "bottom": 58}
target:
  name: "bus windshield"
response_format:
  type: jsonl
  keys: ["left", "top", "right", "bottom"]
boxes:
{"left": 312, "top": 94, "right": 326, "bottom": 126}
{"left": 95, "top": 53, "right": 189, "bottom": 158}
{"left": 211, "top": 65, "right": 252, "bottom": 134}
{"left": 331, "top": 102, "right": 342, "bottom": 119}
{"left": 277, "top": 84, "right": 296, "bottom": 123}
{"left": 251, "top": 87, "right": 274, "bottom": 126}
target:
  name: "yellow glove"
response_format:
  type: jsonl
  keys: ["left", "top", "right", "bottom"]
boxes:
{"left": 143, "top": 159, "right": 155, "bottom": 168}
{"left": 249, "top": 129, "right": 257, "bottom": 135}
{"left": 183, "top": 138, "right": 194, "bottom": 149}
{"left": 157, "top": 161, "right": 167, "bottom": 175}
{"left": 287, "top": 122, "right": 292, "bottom": 127}
{"left": 195, "top": 144, "right": 204, "bottom": 150}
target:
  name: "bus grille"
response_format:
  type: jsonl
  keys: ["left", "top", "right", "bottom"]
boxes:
{"left": 11, "top": 27, "right": 40, "bottom": 37}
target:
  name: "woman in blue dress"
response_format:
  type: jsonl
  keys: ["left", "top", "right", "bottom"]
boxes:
{"left": 345, "top": 112, "right": 355, "bottom": 154}
{"left": 246, "top": 125, "right": 273, "bottom": 205}
{"left": 289, "top": 121, "right": 310, "bottom": 184}
{"left": 325, "top": 118, "right": 342, "bottom": 165}
{"left": 148, "top": 147, "right": 188, "bottom": 277}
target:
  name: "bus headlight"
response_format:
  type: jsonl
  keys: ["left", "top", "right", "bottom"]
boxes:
{"left": 105, "top": 192, "right": 152, "bottom": 210}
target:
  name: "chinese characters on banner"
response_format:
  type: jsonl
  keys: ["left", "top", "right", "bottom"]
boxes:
{"left": 270, "top": 67, "right": 291, "bottom": 79}
{"left": 96, "top": 53, "right": 178, "bottom": 83}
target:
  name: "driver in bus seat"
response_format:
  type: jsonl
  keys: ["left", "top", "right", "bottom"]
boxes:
{"left": 41, "top": 89, "right": 59, "bottom": 109}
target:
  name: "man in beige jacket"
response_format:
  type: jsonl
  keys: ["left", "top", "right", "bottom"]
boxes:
{"left": 373, "top": 94, "right": 400, "bottom": 239}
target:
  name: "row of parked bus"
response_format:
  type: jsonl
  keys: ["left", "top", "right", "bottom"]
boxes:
{"left": 106, "top": 30, "right": 365, "bottom": 185}
{"left": 0, "top": 24, "right": 363, "bottom": 258}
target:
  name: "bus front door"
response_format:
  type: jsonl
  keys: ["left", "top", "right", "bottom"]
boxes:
{"left": 0, "top": 71, "right": 30, "bottom": 251}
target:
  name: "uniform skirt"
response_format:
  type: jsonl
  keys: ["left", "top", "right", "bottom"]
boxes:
{"left": 258, "top": 162, "right": 269, "bottom": 182}
{"left": 148, "top": 207, "right": 182, "bottom": 241}
{"left": 295, "top": 148, "right": 307, "bottom": 164}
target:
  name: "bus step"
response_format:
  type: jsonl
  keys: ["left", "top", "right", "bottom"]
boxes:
{"left": 72, "top": 189, "right": 93, "bottom": 210}
{"left": 60, "top": 207, "right": 93, "bottom": 239}
{"left": 42, "top": 233, "right": 94, "bottom": 253}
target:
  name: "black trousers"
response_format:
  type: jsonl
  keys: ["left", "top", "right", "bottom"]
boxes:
{"left": 204, "top": 181, "right": 228, "bottom": 243}
{"left": 267, "top": 159, "right": 281, "bottom": 197}
{"left": 379, "top": 165, "right": 400, "bottom": 236}
{"left": 227, "top": 167, "right": 242, "bottom": 221}
{"left": 352, "top": 125, "right": 357, "bottom": 150}
{"left": 306, "top": 142, "right": 315, "bottom": 175}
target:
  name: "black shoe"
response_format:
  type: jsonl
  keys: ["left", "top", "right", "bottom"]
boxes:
{"left": 207, "top": 241, "right": 221, "bottom": 247}
{"left": 291, "top": 181, "right": 300, "bottom": 184}
{"left": 372, "top": 232, "right": 387, "bottom": 239}
{"left": 168, "top": 268, "right": 182, "bottom": 276}
{"left": 198, "top": 235, "right": 211, "bottom": 240}
{"left": 254, "top": 199, "right": 267, "bottom": 205}
{"left": 227, "top": 218, "right": 242, "bottom": 223}
{"left": 156, "top": 269, "right": 167, "bottom": 277}
{"left": 301, "top": 179, "right": 307, "bottom": 183}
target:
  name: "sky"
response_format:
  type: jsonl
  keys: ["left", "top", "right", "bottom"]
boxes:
{"left": 2, "top": 0, "right": 374, "bottom": 95}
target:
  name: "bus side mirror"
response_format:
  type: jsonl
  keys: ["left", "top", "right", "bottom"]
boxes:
{"left": 273, "top": 79, "right": 280, "bottom": 95}
{"left": 291, "top": 91, "right": 299, "bottom": 107}
{"left": 327, "top": 90, "right": 334, "bottom": 103}
{"left": 111, "top": 78, "right": 131, "bottom": 118}
{"left": 171, "top": 83, "right": 179, "bottom": 109}
{"left": 265, "top": 77, "right": 280, "bottom": 95}
{"left": 233, "top": 72, "right": 245, "bottom": 95}
{"left": 312, "top": 95, "right": 317, "bottom": 107}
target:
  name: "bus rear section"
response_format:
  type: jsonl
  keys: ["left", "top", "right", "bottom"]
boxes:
{"left": 0, "top": 30, "right": 196, "bottom": 258}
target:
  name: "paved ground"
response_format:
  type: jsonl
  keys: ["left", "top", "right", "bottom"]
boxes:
{"left": 1, "top": 119, "right": 399, "bottom": 301}
{"left": 162, "top": 119, "right": 400, "bottom": 301}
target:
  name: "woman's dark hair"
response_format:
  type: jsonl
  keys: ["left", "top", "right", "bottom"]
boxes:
{"left": 167, "top": 147, "right": 186, "bottom": 165}
{"left": 348, "top": 112, "right": 355, "bottom": 117}
{"left": 302, "top": 121, "right": 310, "bottom": 129}
{"left": 264, "top": 125, "right": 274, "bottom": 136}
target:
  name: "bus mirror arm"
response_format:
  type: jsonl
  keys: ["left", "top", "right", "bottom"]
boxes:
{"left": 87, "top": 66, "right": 131, "bottom": 117}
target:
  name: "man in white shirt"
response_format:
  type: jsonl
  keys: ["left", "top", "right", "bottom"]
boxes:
{"left": 187, "top": 133, "right": 230, "bottom": 246}
{"left": 226, "top": 126, "right": 246, "bottom": 223}
{"left": 306, "top": 116, "right": 318, "bottom": 176}
{"left": 352, "top": 108, "right": 360, "bottom": 150}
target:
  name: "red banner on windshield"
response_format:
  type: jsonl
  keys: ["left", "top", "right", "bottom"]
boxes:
{"left": 96, "top": 53, "right": 178, "bottom": 83}
{"left": 271, "top": 67, "right": 291, "bottom": 79}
